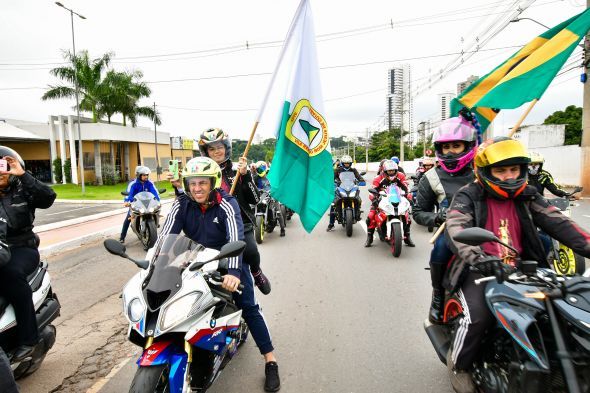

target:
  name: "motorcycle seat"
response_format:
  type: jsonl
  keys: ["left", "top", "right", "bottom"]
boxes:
{"left": 0, "top": 261, "right": 46, "bottom": 315}
{"left": 546, "top": 198, "right": 568, "bottom": 211}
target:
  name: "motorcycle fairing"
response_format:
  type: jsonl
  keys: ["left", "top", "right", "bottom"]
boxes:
{"left": 386, "top": 185, "right": 401, "bottom": 205}
{"left": 122, "top": 270, "right": 148, "bottom": 337}
{"left": 491, "top": 301, "right": 549, "bottom": 369}
{"left": 137, "top": 340, "right": 187, "bottom": 393}
{"left": 185, "top": 308, "right": 241, "bottom": 353}
{"left": 554, "top": 298, "right": 590, "bottom": 334}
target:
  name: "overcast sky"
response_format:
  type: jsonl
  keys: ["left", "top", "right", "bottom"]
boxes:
{"left": 0, "top": 0, "right": 586, "bottom": 141}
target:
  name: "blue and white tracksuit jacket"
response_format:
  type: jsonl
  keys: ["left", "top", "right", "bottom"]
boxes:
{"left": 159, "top": 189, "right": 274, "bottom": 354}
{"left": 123, "top": 179, "right": 160, "bottom": 202}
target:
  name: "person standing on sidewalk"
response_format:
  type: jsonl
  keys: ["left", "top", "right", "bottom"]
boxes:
{"left": 119, "top": 166, "right": 160, "bottom": 244}
{"left": 0, "top": 146, "right": 56, "bottom": 362}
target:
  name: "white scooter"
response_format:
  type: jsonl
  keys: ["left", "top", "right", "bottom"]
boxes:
{"left": 0, "top": 260, "right": 60, "bottom": 378}
{"left": 104, "top": 234, "right": 248, "bottom": 393}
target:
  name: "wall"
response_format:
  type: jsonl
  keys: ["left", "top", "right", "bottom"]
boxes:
{"left": 4, "top": 142, "right": 50, "bottom": 160}
{"left": 514, "top": 124, "right": 565, "bottom": 148}
{"left": 532, "top": 145, "right": 581, "bottom": 186}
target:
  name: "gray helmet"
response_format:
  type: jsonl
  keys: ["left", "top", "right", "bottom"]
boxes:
{"left": 136, "top": 166, "right": 151, "bottom": 177}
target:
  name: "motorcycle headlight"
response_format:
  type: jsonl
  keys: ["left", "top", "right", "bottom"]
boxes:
{"left": 139, "top": 207, "right": 146, "bottom": 214}
{"left": 148, "top": 207, "right": 155, "bottom": 213}
{"left": 160, "top": 291, "right": 202, "bottom": 331}
{"left": 339, "top": 191, "right": 347, "bottom": 197}
{"left": 127, "top": 297, "right": 145, "bottom": 323}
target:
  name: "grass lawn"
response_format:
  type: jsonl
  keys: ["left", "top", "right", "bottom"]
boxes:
{"left": 51, "top": 180, "right": 176, "bottom": 200}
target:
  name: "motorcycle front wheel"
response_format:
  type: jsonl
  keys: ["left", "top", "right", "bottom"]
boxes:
{"left": 345, "top": 208, "right": 354, "bottom": 237}
{"left": 255, "top": 215, "right": 265, "bottom": 244}
{"left": 142, "top": 218, "right": 158, "bottom": 251}
{"left": 391, "top": 222, "right": 402, "bottom": 258}
{"left": 129, "top": 365, "right": 169, "bottom": 393}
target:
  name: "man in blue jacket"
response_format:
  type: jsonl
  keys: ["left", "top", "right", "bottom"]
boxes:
{"left": 158, "top": 156, "right": 280, "bottom": 392}
{"left": 119, "top": 166, "right": 160, "bottom": 244}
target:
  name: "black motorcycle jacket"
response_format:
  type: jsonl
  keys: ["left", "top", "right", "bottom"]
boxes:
{"left": 0, "top": 172, "right": 56, "bottom": 248}
{"left": 412, "top": 166, "right": 474, "bottom": 228}
{"left": 444, "top": 182, "right": 590, "bottom": 291}
{"left": 528, "top": 169, "right": 568, "bottom": 198}
{"left": 220, "top": 160, "right": 260, "bottom": 230}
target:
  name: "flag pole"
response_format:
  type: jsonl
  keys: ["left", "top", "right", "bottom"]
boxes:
{"left": 229, "top": 0, "right": 308, "bottom": 195}
{"left": 429, "top": 98, "right": 539, "bottom": 244}
{"left": 508, "top": 98, "right": 538, "bottom": 138}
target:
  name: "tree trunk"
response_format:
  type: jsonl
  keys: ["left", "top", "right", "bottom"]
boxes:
{"left": 122, "top": 115, "right": 127, "bottom": 127}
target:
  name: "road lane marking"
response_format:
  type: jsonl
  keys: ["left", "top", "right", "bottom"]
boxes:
{"left": 46, "top": 206, "right": 95, "bottom": 216}
{"left": 85, "top": 357, "right": 133, "bottom": 393}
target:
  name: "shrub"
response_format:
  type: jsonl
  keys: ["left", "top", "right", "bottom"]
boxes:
{"left": 52, "top": 158, "right": 62, "bottom": 183}
{"left": 64, "top": 159, "right": 72, "bottom": 183}
{"left": 101, "top": 164, "right": 121, "bottom": 186}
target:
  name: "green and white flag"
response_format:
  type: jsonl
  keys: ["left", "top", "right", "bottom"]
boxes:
{"left": 264, "top": 0, "right": 333, "bottom": 233}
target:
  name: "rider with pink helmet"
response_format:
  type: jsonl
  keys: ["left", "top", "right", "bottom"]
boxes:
{"left": 412, "top": 116, "right": 478, "bottom": 324}
{"left": 433, "top": 116, "right": 478, "bottom": 174}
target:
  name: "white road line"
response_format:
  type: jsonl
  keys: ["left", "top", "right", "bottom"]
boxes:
{"left": 45, "top": 206, "right": 95, "bottom": 216}
{"left": 85, "top": 357, "right": 133, "bottom": 393}
{"left": 583, "top": 215, "right": 590, "bottom": 219}
{"left": 359, "top": 219, "right": 368, "bottom": 234}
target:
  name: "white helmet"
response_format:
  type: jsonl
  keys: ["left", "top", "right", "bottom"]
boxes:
{"left": 136, "top": 166, "right": 151, "bottom": 177}
{"left": 382, "top": 160, "right": 398, "bottom": 180}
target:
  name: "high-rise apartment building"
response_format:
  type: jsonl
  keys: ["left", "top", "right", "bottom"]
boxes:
{"left": 386, "top": 65, "right": 413, "bottom": 142}
{"left": 457, "top": 75, "right": 479, "bottom": 96}
{"left": 438, "top": 92, "right": 455, "bottom": 122}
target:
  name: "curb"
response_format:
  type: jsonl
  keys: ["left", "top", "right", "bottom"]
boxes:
{"left": 35, "top": 199, "right": 175, "bottom": 233}
{"left": 39, "top": 225, "right": 120, "bottom": 258}
{"left": 54, "top": 196, "right": 175, "bottom": 204}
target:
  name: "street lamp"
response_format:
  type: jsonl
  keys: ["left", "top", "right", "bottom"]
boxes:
{"left": 510, "top": 17, "right": 550, "bottom": 29}
{"left": 55, "top": 2, "right": 86, "bottom": 193}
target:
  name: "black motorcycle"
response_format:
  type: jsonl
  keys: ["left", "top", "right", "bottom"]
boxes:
{"left": 121, "top": 189, "right": 166, "bottom": 250}
{"left": 254, "top": 190, "right": 286, "bottom": 244}
{"left": 425, "top": 227, "right": 590, "bottom": 393}
{"left": 333, "top": 171, "right": 366, "bottom": 237}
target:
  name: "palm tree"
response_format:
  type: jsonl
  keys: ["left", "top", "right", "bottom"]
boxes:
{"left": 100, "top": 70, "right": 161, "bottom": 127}
{"left": 42, "top": 50, "right": 113, "bottom": 122}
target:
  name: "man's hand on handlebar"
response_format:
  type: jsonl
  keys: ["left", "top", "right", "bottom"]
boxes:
{"left": 222, "top": 275, "right": 242, "bottom": 292}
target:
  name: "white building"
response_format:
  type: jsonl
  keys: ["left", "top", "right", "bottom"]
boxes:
{"left": 386, "top": 65, "right": 413, "bottom": 142}
{"left": 438, "top": 92, "right": 455, "bottom": 122}
{"left": 457, "top": 75, "right": 479, "bottom": 96}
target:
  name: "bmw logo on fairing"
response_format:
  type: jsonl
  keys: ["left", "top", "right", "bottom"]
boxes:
{"left": 210, "top": 318, "right": 216, "bottom": 328}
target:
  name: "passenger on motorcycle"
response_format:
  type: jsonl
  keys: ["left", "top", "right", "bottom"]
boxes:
{"left": 365, "top": 160, "right": 414, "bottom": 247}
{"left": 327, "top": 155, "right": 365, "bottom": 231}
{"left": 197, "top": 128, "right": 273, "bottom": 294}
{"left": 119, "top": 166, "right": 160, "bottom": 244}
{"left": 444, "top": 137, "right": 590, "bottom": 393}
{"left": 415, "top": 157, "right": 435, "bottom": 183}
{"left": 159, "top": 157, "right": 280, "bottom": 392}
{"left": 412, "top": 116, "right": 477, "bottom": 324}
{"left": 0, "top": 146, "right": 56, "bottom": 362}
{"left": 390, "top": 156, "right": 405, "bottom": 174}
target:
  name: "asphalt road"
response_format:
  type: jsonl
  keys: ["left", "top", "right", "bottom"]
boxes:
{"left": 15, "top": 189, "right": 590, "bottom": 393}
{"left": 35, "top": 203, "right": 122, "bottom": 226}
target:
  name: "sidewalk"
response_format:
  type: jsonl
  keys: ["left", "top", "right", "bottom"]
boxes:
{"left": 38, "top": 200, "right": 174, "bottom": 257}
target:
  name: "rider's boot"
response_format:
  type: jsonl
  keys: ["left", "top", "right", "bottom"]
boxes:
{"left": 253, "top": 270, "right": 272, "bottom": 295}
{"left": 280, "top": 228, "right": 285, "bottom": 237}
{"left": 429, "top": 263, "right": 445, "bottom": 324}
{"left": 364, "top": 228, "right": 374, "bottom": 247}
{"left": 404, "top": 232, "right": 415, "bottom": 247}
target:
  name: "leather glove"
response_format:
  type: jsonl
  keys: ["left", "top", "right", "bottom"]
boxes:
{"left": 474, "top": 256, "right": 515, "bottom": 283}
{"left": 434, "top": 208, "right": 447, "bottom": 226}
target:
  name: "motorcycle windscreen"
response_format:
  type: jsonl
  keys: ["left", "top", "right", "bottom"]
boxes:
{"left": 133, "top": 191, "right": 159, "bottom": 211}
{"left": 386, "top": 185, "right": 400, "bottom": 204}
{"left": 144, "top": 234, "right": 202, "bottom": 311}
{"left": 339, "top": 172, "right": 356, "bottom": 192}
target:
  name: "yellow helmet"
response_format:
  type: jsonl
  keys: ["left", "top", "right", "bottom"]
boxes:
{"left": 528, "top": 151, "right": 545, "bottom": 164}
{"left": 474, "top": 137, "right": 530, "bottom": 199}
{"left": 182, "top": 157, "right": 222, "bottom": 200}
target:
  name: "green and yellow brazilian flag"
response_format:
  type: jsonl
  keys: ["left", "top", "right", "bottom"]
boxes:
{"left": 451, "top": 8, "right": 590, "bottom": 131}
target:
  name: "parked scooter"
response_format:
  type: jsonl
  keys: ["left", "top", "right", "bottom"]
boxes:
{"left": 546, "top": 186, "right": 585, "bottom": 275}
{"left": 425, "top": 227, "right": 590, "bottom": 393}
{"left": 333, "top": 171, "right": 366, "bottom": 237}
{"left": 254, "top": 191, "right": 286, "bottom": 244}
{"left": 369, "top": 184, "right": 411, "bottom": 257}
{"left": 0, "top": 260, "right": 60, "bottom": 379}
{"left": 104, "top": 235, "right": 248, "bottom": 393}
{"left": 121, "top": 189, "right": 166, "bottom": 250}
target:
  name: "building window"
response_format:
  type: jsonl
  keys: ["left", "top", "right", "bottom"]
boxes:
{"left": 143, "top": 157, "right": 157, "bottom": 171}
{"left": 83, "top": 152, "right": 95, "bottom": 169}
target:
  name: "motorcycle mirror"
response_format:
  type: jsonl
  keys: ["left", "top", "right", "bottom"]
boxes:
{"left": 158, "top": 188, "right": 166, "bottom": 194}
{"left": 453, "top": 227, "right": 498, "bottom": 246}
{"left": 368, "top": 188, "right": 379, "bottom": 195}
{"left": 360, "top": 171, "right": 366, "bottom": 176}
{"left": 121, "top": 191, "right": 129, "bottom": 196}
{"left": 103, "top": 239, "right": 149, "bottom": 269}
{"left": 104, "top": 239, "right": 126, "bottom": 256}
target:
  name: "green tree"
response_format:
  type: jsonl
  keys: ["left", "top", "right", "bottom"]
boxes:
{"left": 367, "top": 129, "right": 403, "bottom": 161}
{"left": 543, "top": 105, "right": 582, "bottom": 145}
{"left": 42, "top": 50, "right": 113, "bottom": 122}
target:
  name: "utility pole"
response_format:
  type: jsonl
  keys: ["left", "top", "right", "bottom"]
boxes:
{"left": 582, "top": 0, "right": 590, "bottom": 196}
{"left": 352, "top": 138, "right": 356, "bottom": 162}
{"left": 153, "top": 102, "right": 160, "bottom": 182}
{"left": 365, "top": 127, "right": 369, "bottom": 172}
